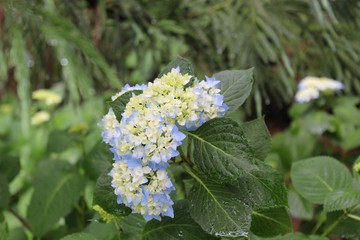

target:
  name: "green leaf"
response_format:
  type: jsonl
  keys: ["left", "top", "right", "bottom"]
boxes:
{"left": 27, "top": 160, "right": 86, "bottom": 237}
{"left": 343, "top": 128, "right": 360, "bottom": 150}
{"left": 83, "top": 142, "right": 112, "bottom": 180}
{"left": 143, "top": 201, "right": 218, "bottom": 240}
{"left": 93, "top": 171, "right": 131, "bottom": 217}
{"left": 250, "top": 207, "right": 292, "bottom": 238}
{"left": 213, "top": 68, "right": 254, "bottom": 112}
{"left": 250, "top": 232, "right": 327, "bottom": 240}
{"left": 291, "top": 156, "right": 352, "bottom": 204}
{"left": 120, "top": 214, "right": 145, "bottom": 240}
{"left": 85, "top": 221, "right": 119, "bottom": 240}
{"left": 232, "top": 164, "right": 288, "bottom": 209}
{"left": 188, "top": 174, "right": 252, "bottom": 237}
{"left": 324, "top": 189, "right": 360, "bottom": 212}
{"left": 109, "top": 90, "right": 142, "bottom": 122}
{"left": 47, "top": 130, "right": 74, "bottom": 153}
{"left": 158, "top": 56, "right": 193, "bottom": 77}
{"left": 0, "top": 175, "right": 9, "bottom": 210}
{"left": 188, "top": 118, "right": 256, "bottom": 182}
{"left": 288, "top": 188, "right": 313, "bottom": 220}
{"left": 240, "top": 117, "right": 271, "bottom": 161}
{"left": 60, "top": 233, "right": 96, "bottom": 240}
{"left": 0, "top": 155, "right": 20, "bottom": 182}
{"left": 0, "top": 212, "right": 9, "bottom": 240}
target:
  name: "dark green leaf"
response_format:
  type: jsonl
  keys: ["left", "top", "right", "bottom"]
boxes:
{"left": 213, "top": 68, "right": 254, "bottom": 112}
{"left": 60, "top": 233, "right": 96, "bottom": 240}
{"left": 158, "top": 56, "right": 193, "bottom": 77}
{"left": 85, "top": 221, "right": 119, "bottom": 240}
{"left": 143, "top": 201, "right": 218, "bottom": 240}
{"left": 0, "top": 175, "right": 9, "bottom": 210}
{"left": 327, "top": 207, "right": 360, "bottom": 239}
{"left": 120, "top": 214, "right": 145, "bottom": 240}
{"left": 250, "top": 232, "right": 327, "bottom": 240}
{"left": 93, "top": 171, "right": 131, "bottom": 217}
{"left": 250, "top": 207, "right": 292, "bottom": 237}
{"left": 83, "top": 142, "right": 112, "bottom": 180}
{"left": 27, "top": 160, "right": 86, "bottom": 237}
{"left": 240, "top": 117, "right": 271, "bottom": 161}
{"left": 232, "top": 164, "right": 287, "bottom": 209}
{"left": 288, "top": 188, "right": 313, "bottom": 220}
{"left": 343, "top": 128, "right": 360, "bottom": 150}
{"left": 291, "top": 156, "right": 352, "bottom": 204}
{"left": 324, "top": 189, "right": 360, "bottom": 212}
{"left": 188, "top": 118, "right": 256, "bottom": 182}
{"left": 188, "top": 174, "right": 252, "bottom": 237}
{"left": 0, "top": 156, "right": 20, "bottom": 182}
{"left": 109, "top": 90, "right": 142, "bottom": 122}
{"left": 47, "top": 130, "right": 74, "bottom": 153}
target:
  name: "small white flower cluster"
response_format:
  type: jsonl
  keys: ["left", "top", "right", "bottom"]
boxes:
{"left": 295, "top": 76, "right": 344, "bottom": 103}
{"left": 99, "top": 67, "right": 228, "bottom": 221}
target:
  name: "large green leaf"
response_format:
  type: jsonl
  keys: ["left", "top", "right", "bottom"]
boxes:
{"left": 0, "top": 175, "right": 9, "bottom": 210}
{"left": 250, "top": 232, "right": 327, "bottom": 240}
{"left": 85, "top": 221, "right": 119, "bottom": 240}
{"left": 188, "top": 174, "right": 252, "bottom": 237}
{"left": 120, "top": 214, "right": 146, "bottom": 240}
{"left": 324, "top": 189, "right": 360, "bottom": 212}
{"left": 27, "top": 160, "right": 86, "bottom": 237}
{"left": 213, "top": 68, "right": 254, "bottom": 112}
{"left": 238, "top": 165, "right": 287, "bottom": 209}
{"left": 158, "top": 56, "right": 193, "bottom": 77}
{"left": 187, "top": 118, "right": 256, "bottom": 182}
{"left": 93, "top": 171, "right": 131, "bottom": 217}
{"left": 60, "top": 233, "right": 96, "bottom": 240}
{"left": 291, "top": 156, "right": 352, "bottom": 204}
{"left": 143, "top": 201, "right": 218, "bottom": 240}
{"left": 240, "top": 117, "right": 271, "bottom": 161}
{"left": 250, "top": 207, "right": 292, "bottom": 237}
{"left": 0, "top": 155, "right": 20, "bottom": 182}
{"left": 288, "top": 188, "right": 313, "bottom": 220}
{"left": 109, "top": 90, "right": 142, "bottom": 122}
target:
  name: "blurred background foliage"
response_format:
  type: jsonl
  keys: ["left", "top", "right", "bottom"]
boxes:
{"left": 2, "top": 0, "right": 360, "bottom": 239}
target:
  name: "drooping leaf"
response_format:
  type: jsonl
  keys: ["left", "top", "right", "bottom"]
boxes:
{"left": 188, "top": 174, "right": 252, "bottom": 237}
{"left": 0, "top": 175, "right": 9, "bottom": 210}
{"left": 291, "top": 156, "right": 352, "bottom": 204}
{"left": 158, "top": 56, "right": 193, "bottom": 77}
{"left": 250, "top": 207, "right": 292, "bottom": 238}
{"left": 240, "top": 117, "right": 271, "bottom": 161}
{"left": 27, "top": 160, "right": 86, "bottom": 237}
{"left": 60, "top": 233, "right": 96, "bottom": 240}
{"left": 288, "top": 188, "right": 313, "bottom": 220}
{"left": 93, "top": 171, "right": 131, "bottom": 217}
{"left": 188, "top": 118, "right": 256, "bottom": 182}
{"left": 324, "top": 189, "right": 360, "bottom": 212}
{"left": 0, "top": 155, "right": 20, "bottom": 182}
{"left": 109, "top": 90, "right": 142, "bottom": 122}
{"left": 143, "top": 201, "right": 218, "bottom": 240}
{"left": 232, "top": 164, "right": 287, "bottom": 209}
{"left": 213, "top": 68, "right": 254, "bottom": 112}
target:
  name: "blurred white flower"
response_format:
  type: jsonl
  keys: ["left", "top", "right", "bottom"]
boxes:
{"left": 32, "top": 89, "right": 62, "bottom": 106}
{"left": 31, "top": 111, "right": 50, "bottom": 125}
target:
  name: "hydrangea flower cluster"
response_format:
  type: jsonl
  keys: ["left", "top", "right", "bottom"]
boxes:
{"left": 295, "top": 76, "right": 344, "bottom": 103}
{"left": 99, "top": 68, "right": 228, "bottom": 221}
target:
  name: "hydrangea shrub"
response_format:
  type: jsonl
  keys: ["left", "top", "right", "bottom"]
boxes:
{"left": 94, "top": 57, "right": 290, "bottom": 238}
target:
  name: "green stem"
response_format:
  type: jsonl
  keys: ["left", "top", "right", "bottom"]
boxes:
{"left": 348, "top": 213, "right": 360, "bottom": 221}
{"left": 186, "top": 136, "right": 192, "bottom": 161}
{"left": 321, "top": 205, "right": 358, "bottom": 237}
{"left": 9, "top": 208, "right": 32, "bottom": 233}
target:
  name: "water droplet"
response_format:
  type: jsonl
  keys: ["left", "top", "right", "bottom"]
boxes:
{"left": 178, "top": 230, "right": 183, "bottom": 237}
{"left": 27, "top": 59, "right": 34, "bottom": 68}
{"left": 60, "top": 58, "right": 69, "bottom": 66}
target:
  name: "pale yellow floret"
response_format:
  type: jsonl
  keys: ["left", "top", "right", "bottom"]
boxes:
{"left": 353, "top": 162, "right": 360, "bottom": 173}
{"left": 31, "top": 111, "right": 50, "bottom": 125}
{"left": 32, "top": 89, "right": 62, "bottom": 106}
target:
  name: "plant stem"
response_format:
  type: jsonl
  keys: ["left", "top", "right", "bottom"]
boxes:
{"left": 186, "top": 136, "right": 192, "bottom": 161}
{"left": 321, "top": 205, "right": 358, "bottom": 237}
{"left": 9, "top": 208, "right": 32, "bottom": 232}
{"left": 348, "top": 213, "right": 360, "bottom": 221}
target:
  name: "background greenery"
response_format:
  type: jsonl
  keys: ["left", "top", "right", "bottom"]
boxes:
{"left": 1, "top": 0, "right": 360, "bottom": 239}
